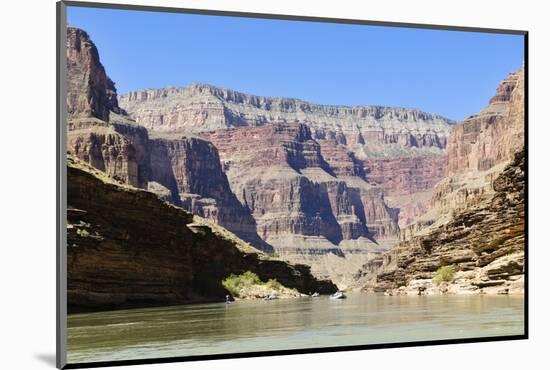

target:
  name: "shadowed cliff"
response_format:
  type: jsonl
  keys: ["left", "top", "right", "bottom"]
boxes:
{"left": 67, "top": 156, "right": 337, "bottom": 313}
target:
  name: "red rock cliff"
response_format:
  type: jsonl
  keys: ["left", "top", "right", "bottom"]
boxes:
{"left": 447, "top": 67, "right": 524, "bottom": 175}
{"left": 66, "top": 27, "right": 122, "bottom": 121}
{"left": 354, "top": 66, "right": 526, "bottom": 295}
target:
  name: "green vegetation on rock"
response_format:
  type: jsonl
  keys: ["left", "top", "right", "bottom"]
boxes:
{"left": 222, "top": 271, "right": 298, "bottom": 299}
{"left": 222, "top": 271, "right": 261, "bottom": 297}
{"left": 433, "top": 265, "right": 455, "bottom": 284}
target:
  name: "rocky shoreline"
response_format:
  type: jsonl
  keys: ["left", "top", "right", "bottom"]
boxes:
{"left": 379, "top": 274, "right": 524, "bottom": 297}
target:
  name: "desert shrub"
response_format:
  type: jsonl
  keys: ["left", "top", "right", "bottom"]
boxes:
{"left": 222, "top": 271, "right": 261, "bottom": 297}
{"left": 222, "top": 272, "right": 297, "bottom": 298}
{"left": 433, "top": 265, "right": 455, "bottom": 284}
{"left": 240, "top": 271, "right": 261, "bottom": 284}
{"left": 265, "top": 278, "right": 283, "bottom": 291}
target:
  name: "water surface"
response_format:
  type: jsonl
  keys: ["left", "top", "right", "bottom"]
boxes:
{"left": 67, "top": 293, "right": 524, "bottom": 363}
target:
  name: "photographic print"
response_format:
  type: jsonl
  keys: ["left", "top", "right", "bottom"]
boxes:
{"left": 58, "top": 2, "right": 527, "bottom": 368}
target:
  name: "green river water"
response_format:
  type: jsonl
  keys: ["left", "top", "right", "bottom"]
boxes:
{"left": 67, "top": 293, "right": 524, "bottom": 363}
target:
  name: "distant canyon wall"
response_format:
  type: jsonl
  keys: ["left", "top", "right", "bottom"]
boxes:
{"left": 119, "top": 84, "right": 453, "bottom": 160}
{"left": 119, "top": 83, "right": 455, "bottom": 231}
{"left": 116, "top": 86, "right": 457, "bottom": 286}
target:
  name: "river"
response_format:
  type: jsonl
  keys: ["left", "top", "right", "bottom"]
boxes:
{"left": 67, "top": 293, "right": 524, "bottom": 364}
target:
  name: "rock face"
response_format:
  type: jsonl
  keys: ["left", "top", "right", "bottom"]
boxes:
{"left": 362, "top": 155, "right": 447, "bottom": 228}
{"left": 447, "top": 67, "right": 524, "bottom": 175}
{"left": 65, "top": 27, "right": 265, "bottom": 248}
{"left": 66, "top": 27, "right": 122, "bottom": 121}
{"left": 66, "top": 26, "right": 147, "bottom": 189}
{"left": 359, "top": 150, "right": 525, "bottom": 295}
{"left": 199, "top": 123, "right": 400, "bottom": 285}
{"left": 354, "top": 67, "right": 525, "bottom": 295}
{"left": 118, "top": 83, "right": 457, "bottom": 285}
{"left": 431, "top": 67, "right": 525, "bottom": 219}
{"left": 148, "top": 136, "right": 265, "bottom": 248}
{"left": 362, "top": 156, "right": 447, "bottom": 196}
{"left": 67, "top": 156, "right": 337, "bottom": 312}
{"left": 119, "top": 84, "right": 454, "bottom": 160}
{"left": 67, "top": 119, "right": 149, "bottom": 188}
{"left": 68, "top": 26, "right": 525, "bottom": 292}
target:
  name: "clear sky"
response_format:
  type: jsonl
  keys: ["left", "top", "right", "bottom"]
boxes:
{"left": 67, "top": 6, "right": 524, "bottom": 121}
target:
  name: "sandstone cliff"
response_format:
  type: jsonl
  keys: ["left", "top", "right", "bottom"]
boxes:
{"left": 67, "top": 156, "right": 336, "bottom": 312}
{"left": 67, "top": 26, "right": 524, "bottom": 292}
{"left": 119, "top": 84, "right": 454, "bottom": 230}
{"left": 200, "top": 123, "right": 399, "bottom": 285}
{"left": 148, "top": 135, "right": 267, "bottom": 249}
{"left": 354, "top": 67, "right": 525, "bottom": 294}
{"left": 429, "top": 66, "right": 525, "bottom": 222}
{"left": 119, "top": 84, "right": 454, "bottom": 160}
{"left": 447, "top": 67, "right": 524, "bottom": 175}
{"left": 117, "top": 83, "right": 459, "bottom": 286}
{"left": 356, "top": 149, "right": 524, "bottom": 295}
{"left": 66, "top": 27, "right": 123, "bottom": 122}
{"left": 66, "top": 27, "right": 266, "bottom": 249}
{"left": 67, "top": 119, "right": 149, "bottom": 188}
{"left": 66, "top": 26, "right": 147, "bottom": 188}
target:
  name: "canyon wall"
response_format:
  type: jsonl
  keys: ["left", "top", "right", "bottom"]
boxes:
{"left": 119, "top": 86, "right": 454, "bottom": 163}
{"left": 65, "top": 27, "right": 266, "bottom": 248}
{"left": 66, "top": 27, "right": 122, "bottom": 122}
{"left": 69, "top": 26, "right": 526, "bottom": 290}
{"left": 66, "top": 26, "right": 144, "bottom": 188}
{"left": 67, "top": 156, "right": 336, "bottom": 312}
{"left": 354, "top": 67, "right": 525, "bottom": 295}
{"left": 67, "top": 120, "right": 149, "bottom": 188}
{"left": 447, "top": 67, "right": 524, "bottom": 175}
{"left": 357, "top": 150, "right": 525, "bottom": 295}
{"left": 119, "top": 84, "right": 453, "bottom": 160}
{"left": 431, "top": 66, "right": 525, "bottom": 219}
{"left": 200, "top": 123, "right": 400, "bottom": 241}
{"left": 199, "top": 123, "right": 400, "bottom": 284}
{"left": 148, "top": 136, "right": 265, "bottom": 248}
{"left": 119, "top": 82, "right": 457, "bottom": 285}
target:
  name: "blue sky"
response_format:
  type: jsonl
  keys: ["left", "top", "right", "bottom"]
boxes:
{"left": 68, "top": 6, "right": 524, "bottom": 121}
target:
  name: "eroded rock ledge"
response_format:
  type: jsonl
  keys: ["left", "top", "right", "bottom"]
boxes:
{"left": 67, "top": 156, "right": 337, "bottom": 313}
{"left": 356, "top": 149, "right": 525, "bottom": 295}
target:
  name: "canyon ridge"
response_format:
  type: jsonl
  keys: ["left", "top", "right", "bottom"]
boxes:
{"left": 66, "top": 26, "right": 525, "bottom": 300}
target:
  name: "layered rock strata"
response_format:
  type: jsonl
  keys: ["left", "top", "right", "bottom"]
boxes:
{"left": 116, "top": 84, "right": 459, "bottom": 285}
{"left": 354, "top": 67, "right": 525, "bottom": 294}
{"left": 65, "top": 27, "right": 264, "bottom": 248}
{"left": 119, "top": 84, "right": 454, "bottom": 160}
{"left": 66, "top": 27, "right": 123, "bottom": 122}
{"left": 67, "top": 156, "right": 337, "bottom": 312}
{"left": 148, "top": 136, "right": 265, "bottom": 247}
{"left": 119, "top": 82, "right": 455, "bottom": 236}
{"left": 67, "top": 119, "right": 149, "bottom": 188}
{"left": 70, "top": 25, "right": 509, "bottom": 290}
{"left": 200, "top": 123, "right": 400, "bottom": 285}
{"left": 447, "top": 67, "right": 524, "bottom": 175}
{"left": 357, "top": 150, "right": 524, "bottom": 295}
{"left": 431, "top": 66, "right": 525, "bottom": 220}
